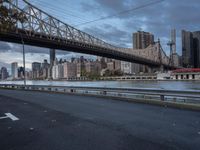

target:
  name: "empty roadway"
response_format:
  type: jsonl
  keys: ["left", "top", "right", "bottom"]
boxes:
{"left": 0, "top": 89, "right": 199, "bottom": 150}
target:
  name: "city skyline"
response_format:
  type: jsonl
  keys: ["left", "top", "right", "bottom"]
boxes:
{"left": 0, "top": 54, "right": 157, "bottom": 80}
{"left": 0, "top": 0, "right": 200, "bottom": 70}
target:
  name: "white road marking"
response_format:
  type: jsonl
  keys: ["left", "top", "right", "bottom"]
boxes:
{"left": 0, "top": 116, "right": 8, "bottom": 119}
{"left": 0, "top": 113, "right": 19, "bottom": 121}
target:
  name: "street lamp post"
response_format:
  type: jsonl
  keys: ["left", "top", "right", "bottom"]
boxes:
{"left": 21, "top": 38, "right": 26, "bottom": 86}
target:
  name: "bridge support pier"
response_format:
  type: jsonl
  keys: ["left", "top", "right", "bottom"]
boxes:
{"left": 147, "top": 67, "right": 153, "bottom": 73}
{"left": 151, "top": 66, "right": 164, "bottom": 73}
{"left": 159, "top": 65, "right": 164, "bottom": 72}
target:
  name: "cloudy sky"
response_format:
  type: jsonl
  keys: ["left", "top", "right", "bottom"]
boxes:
{"left": 0, "top": 0, "right": 200, "bottom": 72}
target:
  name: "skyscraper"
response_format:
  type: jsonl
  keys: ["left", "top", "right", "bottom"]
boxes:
{"left": 133, "top": 31, "right": 154, "bottom": 49}
{"left": 32, "top": 62, "right": 41, "bottom": 72}
{"left": 18, "top": 67, "right": 25, "bottom": 79}
{"left": 182, "top": 30, "right": 200, "bottom": 68}
{"left": 193, "top": 31, "right": 200, "bottom": 68}
{"left": 32, "top": 62, "right": 41, "bottom": 79}
{"left": 171, "top": 29, "right": 176, "bottom": 54}
{"left": 52, "top": 64, "right": 64, "bottom": 79}
{"left": 132, "top": 31, "right": 154, "bottom": 72}
{"left": 121, "top": 62, "right": 140, "bottom": 74}
{"left": 42, "top": 59, "right": 49, "bottom": 69}
{"left": 11, "top": 62, "right": 18, "bottom": 79}
{"left": 169, "top": 29, "right": 180, "bottom": 67}
{"left": 0, "top": 67, "right": 8, "bottom": 80}
{"left": 63, "top": 62, "right": 77, "bottom": 79}
{"left": 50, "top": 49, "right": 55, "bottom": 66}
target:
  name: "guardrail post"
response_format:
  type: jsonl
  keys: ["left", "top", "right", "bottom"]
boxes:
{"left": 160, "top": 95, "right": 165, "bottom": 101}
{"left": 102, "top": 91, "right": 107, "bottom": 95}
{"left": 118, "top": 93, "right": 122, "bottom": 97}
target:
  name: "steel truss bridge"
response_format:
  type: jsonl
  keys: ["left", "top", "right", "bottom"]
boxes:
{"left": 0, "top": 0, "right": 174, "bottom": 68}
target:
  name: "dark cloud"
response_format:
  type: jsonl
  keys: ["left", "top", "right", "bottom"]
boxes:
{"left": 0, "top": 41, "right": 71, "bottom": 55}
{"left": 0, "top": 41, "right": 49, "bottom": 54}
{"left": 92, "top": 0, "right": 125, "bottom": 12}
{"left": 0, "top": 42, "right": 12, "bottom": 52}
{"left": 80, "top": 0, "right": 200, "bottom": 54}
{"left": 84, "top": 24, "right": 131, "bottom": 47}
{"left": 81, "top": 0, "right": 166, "bottom": 20}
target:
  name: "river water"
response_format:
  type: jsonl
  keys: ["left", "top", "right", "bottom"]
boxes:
{"left": 0, "top": 80, "right": 200, "bottom": 91}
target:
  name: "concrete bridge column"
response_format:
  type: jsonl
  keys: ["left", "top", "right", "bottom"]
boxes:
{"left": 189, "top": 75, "right": 193, "bottom": 80}
{"left": 159, "top": 65, "right": 164, "bottom": 72}
{"left": 147, "top": 67, "right": 153, "bottom": 73}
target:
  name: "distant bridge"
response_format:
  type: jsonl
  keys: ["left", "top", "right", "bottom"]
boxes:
{"left": 0, "top": 0, "right": 174, "bottom": 68}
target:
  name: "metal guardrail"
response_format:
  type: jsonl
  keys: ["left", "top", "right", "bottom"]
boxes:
{"left": 0, "top": 84, "right": 200, "bottom": 104}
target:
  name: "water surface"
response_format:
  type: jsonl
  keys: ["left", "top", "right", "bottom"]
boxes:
{"left": 1, "top": 80, "right": 200, "bottom": 90}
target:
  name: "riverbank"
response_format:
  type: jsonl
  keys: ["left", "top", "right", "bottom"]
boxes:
{"left": 0, "top": 80, "right": 200, "bottom": 91}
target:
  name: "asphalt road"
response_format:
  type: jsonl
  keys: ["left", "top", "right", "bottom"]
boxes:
{"left": 0, "top": 89, "right": 199, "bottom": 150}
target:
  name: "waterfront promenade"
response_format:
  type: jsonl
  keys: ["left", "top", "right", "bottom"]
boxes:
{"left": 0, "top": 89, "right": 200, "bottom": 150}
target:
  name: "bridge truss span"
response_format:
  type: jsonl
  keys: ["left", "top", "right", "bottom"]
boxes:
{"left": 0, "top": 0, "right": 173, "bottom": 68}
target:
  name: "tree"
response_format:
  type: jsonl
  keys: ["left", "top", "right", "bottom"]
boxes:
{"left": 0, "top": 1, "right": 27, "bottom": 31}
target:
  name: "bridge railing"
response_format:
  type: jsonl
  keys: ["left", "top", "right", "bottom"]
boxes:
{"left": 0, "top": 84, "right": 200, "bottom": 105}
